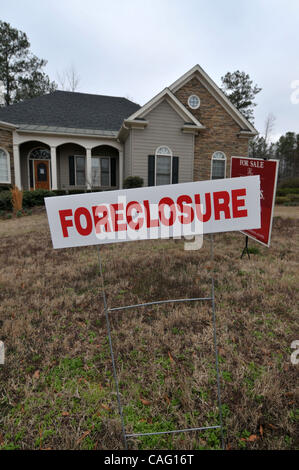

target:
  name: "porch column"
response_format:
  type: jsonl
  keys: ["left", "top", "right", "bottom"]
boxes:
{"left": 86, "top": 148, "right": 92, "bottom": 190}
{"left": 119, "top": 149, "right": 123, "bottom": 189}
{"left": 13, "top": 144, "right": 21, "bottom": 189}
{"left": 50, "top": 146, "right": 58, "bottom": 190}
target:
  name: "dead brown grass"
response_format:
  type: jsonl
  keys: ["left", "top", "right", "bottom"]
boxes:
{"left": 0, "top": 210, "right": 298, "bottom": 450}
{"left": 274, "top": 205, "right": 299, "bottom": 219}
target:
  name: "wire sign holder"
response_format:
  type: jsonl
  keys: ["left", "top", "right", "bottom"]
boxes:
{"left": 45, "top": 176, "right": 261, "bottom": 450}
{"left": 97, "top": 234, "right": 224, "bottom": 450}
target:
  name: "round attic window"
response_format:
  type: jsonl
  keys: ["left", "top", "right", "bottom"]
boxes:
{"left": 188, "top": 94, "right": 200, "bottom": 109}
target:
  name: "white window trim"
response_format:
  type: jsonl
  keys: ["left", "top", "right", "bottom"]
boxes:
{"left": 188, "top": 94, "right": 200, "bottom": 110}
{"left": 92, "top": 156, "right": 111, "bottom": 187}
{"left": 0, "top": 148, "right": 11, "bottom": 184}
{"left": 155, "top": 146, "right": 172, "bottom": 186}
{"left": 210, "top": 151, "right": 227, "bottom": 180}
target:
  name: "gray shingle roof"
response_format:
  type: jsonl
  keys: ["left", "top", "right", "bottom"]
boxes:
{"left": 0, "top": 90, "right": 140, "bottom": 131}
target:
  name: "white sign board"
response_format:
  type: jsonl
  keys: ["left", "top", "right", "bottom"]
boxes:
{"left": 45, "top": 176, "right": 261, "bottom": 249}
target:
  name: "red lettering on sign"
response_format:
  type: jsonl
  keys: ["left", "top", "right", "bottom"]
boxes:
{"left": 194, "top": 193, "right": 212, "bottom": 222}
{"left": 74, "top": 207, "right": 93, "bottom": 236}
{"left": 59, "top": 209, "right": 73, "bottom": 237}
{"left": 126, "top": 201, "right": 144, "bottom": 230}
{"left": 111, "top": 203, "right": 127, "bottom": 232}
{"left": 231, "top": 189, "right": 247, "bottom": 218}
{"left": 158, "top": 197, "right": 176, "bottom": 226}
{"left": 143, "top": 200, "right": 159, "bottom": 228}
{"left": 213, "top": 191, "right": 231, "bottom": 220}
{"left": 177, "top": 195, "right": 194, "bottom": 224}
{"left": 92, "top": 205, "right": 111, "bottom": 233}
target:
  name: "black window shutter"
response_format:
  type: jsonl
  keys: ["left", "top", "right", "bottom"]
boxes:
{"left": 111, "top": 157, "right": 116, "bottom": 186}
{"left": 29, "top": 160, "right": 34, "bottom": 188}
{"left": 148, "top": 155, "right": 155, "bottom": 186}
{"left": 172, "top": 156, "right": 179, "bottom": 184}
{"left": 69, "top": 156, "right": 75, "bottom": 185}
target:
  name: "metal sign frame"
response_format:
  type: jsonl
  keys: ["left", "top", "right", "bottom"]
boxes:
{"left": 97, "top": 234, "right": 224, "bottom": 450}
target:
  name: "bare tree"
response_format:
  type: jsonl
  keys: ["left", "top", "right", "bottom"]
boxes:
{"left": 264, "top": 112, "right": 276, "bottom": 144}
{"left": 56, "top": 65, "right": 80, "bottom": 92}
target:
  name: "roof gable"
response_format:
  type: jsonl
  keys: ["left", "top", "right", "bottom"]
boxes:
{"left": 169, "top": 64, "right": 258, "bottom": 135}
{"left": 126, "top": 88, "right": 205, "bottom": 129}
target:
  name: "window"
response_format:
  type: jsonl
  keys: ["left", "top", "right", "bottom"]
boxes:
{"left": 0, "top": 148, "right": 10, "bottom": 183}
{"left": 211, "top": 151, "right": 226, "bottom": 179}
{"left": 69, "top": 155, "right": 86, "bottom": 186}
{"left": 188, "top": 94, "right": 200, "bottom": 109}
{"left": 101, "top": 158, "right": 110, "bottom": 186}
{"left": 92, "top": 157, "right": 111, "bottom": 186}
{"left": 155, "top": 146, "right": 172, "bottom": 186}
{"left": 75, "top": 156, "right": 86, "bottom": 185}
{"left": 29, "top": 148, "right": 50, "bottom": 160}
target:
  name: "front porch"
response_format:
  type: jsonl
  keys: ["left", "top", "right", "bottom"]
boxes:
{"left": 13, "top": 133, "right": 124, "bottom": 191}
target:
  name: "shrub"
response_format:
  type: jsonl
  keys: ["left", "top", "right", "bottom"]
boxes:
{"left": 22, "top": 189, "right": 56, "bottom": 208}
{"left": 0, "top": 185, "right": 12, "bottom": 192}
{"left": 276, "top": 187, "right": 299, "bottom": 196}
{"left": 278, "top": 177, "right": 299, "bottom": 189}
{"left": 288, "top": 193, "right": 299, "bottom": 203}
{"left": 276, "top": 196, "right": 290, "bottom": 205}
{"left": 0, "top": 188, "right": 105, "bottom": 212}
{"left": 123, "top": 176, "right": 144, "bottom": 189}
{"left": 0, "top": 191, "right": 12, "bottom": 211}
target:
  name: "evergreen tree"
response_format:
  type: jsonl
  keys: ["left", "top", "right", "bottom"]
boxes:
{"left": 221, "top": 70, "right": 261, "bottom": 123}
{"left": 275, "top": 132, "right": 299, "bottom": 179}
{"left": 0, "top": 21, "right": 57, "bottom": 105}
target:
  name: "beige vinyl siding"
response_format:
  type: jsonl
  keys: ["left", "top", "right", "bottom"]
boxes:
{"left": 131, "top": 100, "right": 194, "bottom": 185}
{"left": 124, "top": 132, "right": 132, "bottom": 179}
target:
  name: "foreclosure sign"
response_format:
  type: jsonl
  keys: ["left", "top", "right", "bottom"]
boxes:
{"left": 45, "top": 176, "right": 261, "bottom": 249}
{"left": 231, "top": 157, "right": 279, "bottom": 246}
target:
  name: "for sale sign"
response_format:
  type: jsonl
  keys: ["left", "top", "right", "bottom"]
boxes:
{"left": 45, "top": 176, "right": 261, "bottom": 249}
{"left": 231, "top": 156, "right": 279, "bottom": 247}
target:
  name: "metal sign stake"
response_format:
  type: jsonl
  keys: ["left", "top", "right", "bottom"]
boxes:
{"left": 97, "top": 235, "right": 224, "bottom": 450}
{"left": 241, "top": 235, "right": 250, "bottom": 259}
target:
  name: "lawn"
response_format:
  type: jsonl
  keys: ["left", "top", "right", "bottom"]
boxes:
{"left": 0, "top": 207, "right": 298, "bottom": 450}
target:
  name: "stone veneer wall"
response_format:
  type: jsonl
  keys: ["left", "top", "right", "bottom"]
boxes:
{"left": 0, "top": 127, "right": 14, "bottom": 186}
{"left": 174, "top": 77, "right": 250, "bottom": 181}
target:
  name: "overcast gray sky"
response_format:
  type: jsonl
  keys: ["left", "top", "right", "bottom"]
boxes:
{"left": 2, "top": 0, "right": 299, "bottom": 140}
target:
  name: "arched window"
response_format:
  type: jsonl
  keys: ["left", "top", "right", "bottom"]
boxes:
{"left": 0, "top": 148, "right": 11, "bottom": 184}
{"left": 29, "top": 148, "right": 50, "bottom": 160}
{"left": 155, "top": 146, "right": 172, "bottom": 186}
{"left": 211, "top": 151, "right": 226, "bottom": 180}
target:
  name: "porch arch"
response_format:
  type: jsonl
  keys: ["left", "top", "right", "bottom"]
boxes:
{"left": 91, "top": 145, "right": 119, "bottom": 189}
{"left": 19, "top": 140, "right": 51, "bottom": 190}
{"left": 56, "top": 142, "right": 87, "bottom": 190}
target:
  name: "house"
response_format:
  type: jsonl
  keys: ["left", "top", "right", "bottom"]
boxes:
{"left": 0, "top": 65, "right": 257, "bottom": 192}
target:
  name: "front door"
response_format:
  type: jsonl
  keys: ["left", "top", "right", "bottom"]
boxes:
{"left": 34, "top": 160, "right": 50, "bottom": 190}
